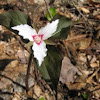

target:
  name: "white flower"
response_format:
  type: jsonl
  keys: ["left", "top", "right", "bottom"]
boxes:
{"left": 12, "top": 19, "right": 59, "bottom": 66}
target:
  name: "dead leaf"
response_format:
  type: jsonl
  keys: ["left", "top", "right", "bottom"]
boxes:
{"left": 59, "top": 57, "right": 81, "bottom": 83}
{"left": 90, "top": 62, "right": 99, "bottom": 68}
{"left": 79, "top": 37, "right": 92, "bottom": 50}
{"left": 66, "top": 82, "right": 86, "bottom": 90}
{"left": 79, "top": 7, "right": 90, "bottom": 14}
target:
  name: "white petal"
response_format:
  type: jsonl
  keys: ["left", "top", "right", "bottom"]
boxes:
{"left": 38, "top": 19, "right": 59, "bottom": 40}
{"left": 32, "top": 41, "right": 47, "bottom": 66}
{"left": 12, "top": 24, "right": 37, "bottom": 41}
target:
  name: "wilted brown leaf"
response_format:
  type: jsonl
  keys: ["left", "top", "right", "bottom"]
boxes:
{"left": 59, "top": 57, "right": 81, "bottom": 83}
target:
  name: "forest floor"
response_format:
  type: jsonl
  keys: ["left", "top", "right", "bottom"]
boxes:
{"left": 0, "top": 0, "right": 100, "bottom": 100}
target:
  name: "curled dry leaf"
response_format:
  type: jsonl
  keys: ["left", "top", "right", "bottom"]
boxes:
{"left": 59, "top": 57, "right": 82, "bottom": 83}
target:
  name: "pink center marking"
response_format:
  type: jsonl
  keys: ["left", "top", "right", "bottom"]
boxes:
{"left": 32, "top": 34, "right": 43, "bottom": 45}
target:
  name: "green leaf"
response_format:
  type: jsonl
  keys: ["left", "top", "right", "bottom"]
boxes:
{"left": 82, "top": 93, "right": 88, "bottom": 99}
{"left": 0, "top": 10, "right": 29, "bottom": 28}
{"left": 50, "top": 15, "right": 72, "bottom": 40}
{"left": 46, "top": 7, "right": 57, "bottom": 21}
{"left": 39, "top": 97, "right": 45, "bottom": 100}
{"left": 34, "top": 45, "right": 63, "bottom": 90}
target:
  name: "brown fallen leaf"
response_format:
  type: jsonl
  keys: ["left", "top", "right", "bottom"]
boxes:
{"left": 79, "top": 37, "right": 92, "bottom": 50}
{"left": 59, "top": 57, "right": 82, "bottom": 83}
{"left": 90, "top": 62, "right": 99, "bottom": 68}
{"left": 79, "top": 7, "right": 90, "bottom": 14}
{"left": 66, "top": 82, "right": 86, "bottom": 90}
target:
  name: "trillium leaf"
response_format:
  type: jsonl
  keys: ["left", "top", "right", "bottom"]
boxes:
{"left": 82, "top": 93, "right": 88, "bottom": 99}
{"left": 34, "top": 45, "right": 63, "bottom": 90}
{"left": 50, "top": 14, "right": 72, "bottom": 40}
{"left": 0, "top": 10, "right": 29, "bottom": 28}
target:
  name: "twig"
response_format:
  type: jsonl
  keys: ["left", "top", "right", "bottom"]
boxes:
{"left": 44, "top": 0, "right": 53, "bottom": 19}
{"left": 25, "top": 50, "right": 33, "bottom": 91}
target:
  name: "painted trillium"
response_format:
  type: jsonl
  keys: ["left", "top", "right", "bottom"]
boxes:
{"left": 12, "top": 19, "right": 59, "bottom": 66}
